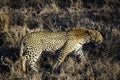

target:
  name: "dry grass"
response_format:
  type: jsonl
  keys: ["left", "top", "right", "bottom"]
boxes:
{"left": 0, "top": 0, "right": 120, "bottom": 80}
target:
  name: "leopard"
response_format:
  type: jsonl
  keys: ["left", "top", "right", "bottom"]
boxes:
{"left": 19, "top": 27, "right": 103, "bottom": 73}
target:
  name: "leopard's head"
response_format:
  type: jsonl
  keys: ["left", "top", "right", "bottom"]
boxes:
{"left": 87, "top": 30, "right": 103, "bottom": 44}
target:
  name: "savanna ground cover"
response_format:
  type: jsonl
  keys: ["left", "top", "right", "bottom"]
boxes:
{"left": 0, "top": 0, "right": 120, "bottom": 80}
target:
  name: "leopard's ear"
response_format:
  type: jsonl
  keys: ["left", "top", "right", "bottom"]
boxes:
{"left": 86, "top": 30, "right": 92, "bottom": 36}
{"left": 86, "top": 30, "right": 95, "bottom": 41}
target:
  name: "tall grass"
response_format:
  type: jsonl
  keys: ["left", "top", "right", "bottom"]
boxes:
{"left": 0, "top": 0, "right": 120, "bottom": 80}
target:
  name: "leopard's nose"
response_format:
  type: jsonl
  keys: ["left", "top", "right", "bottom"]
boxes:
{"left": 98, "top": 37, "right": 103, "bottom": 44}
{"left": 98, "top": 40, "right": 102, "bottom": 44}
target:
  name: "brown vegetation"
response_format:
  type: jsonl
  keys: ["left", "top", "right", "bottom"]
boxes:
{"left": 0, "top": 0, "right": 120, "bottom": 80}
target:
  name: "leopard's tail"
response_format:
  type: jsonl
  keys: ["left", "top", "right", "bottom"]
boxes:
{"left": 1, "top": 56, "right": 13, "bottom": 68}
